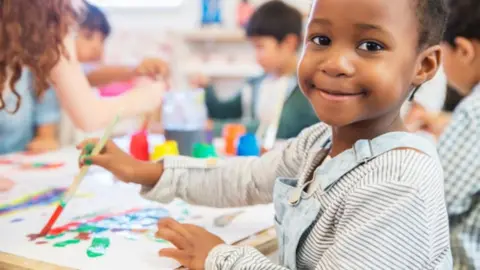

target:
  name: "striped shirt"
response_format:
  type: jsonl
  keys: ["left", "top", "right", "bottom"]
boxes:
{"left": 438, "top": 84, "right": 480, "bottom": 269}
{"left": 142, "top": 123, "right": 451, "bottom": 269}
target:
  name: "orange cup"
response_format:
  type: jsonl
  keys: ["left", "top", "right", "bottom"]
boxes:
{"left": 223, "top": 124, "right": 246, "bottom": 155}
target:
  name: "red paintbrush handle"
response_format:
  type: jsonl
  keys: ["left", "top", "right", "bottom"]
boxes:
{"left": 39, "top": 204, "right": 64, "bottom": 236}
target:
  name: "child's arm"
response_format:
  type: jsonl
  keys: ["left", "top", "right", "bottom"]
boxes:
{"left": 86, "top": 58, "right": 169, "bottom": 87}
{"left": 437, "top": 109, "right": 480, "bottom": 217}
{"left": 27, "top": 88, "right": 60, "bottom": 152}
{"left": 49, "top": 35, "right": 166, "bottom": 132}
{"left": 86, "top": 66, "right": 136, "bottom": 87}
{"left": 78, "top": 123, "right": 328, "bottom": 208}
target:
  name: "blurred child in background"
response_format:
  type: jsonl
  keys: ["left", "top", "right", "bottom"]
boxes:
{"left": 0, "top": 70, "right": 60, "bottom": 155}
{"left": 434, "top": 0, "right": 480, "bottom": 267}
{"left": 192, "top": 1, "right": 318, "bottom": 139}
{"left": 78, "top": 1, "right": 168, "bottom": 88}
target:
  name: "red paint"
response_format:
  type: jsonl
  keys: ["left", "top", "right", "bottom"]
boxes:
{"left": 0, "top": 159, "right": 14, "bottom": 165}
{"left": 48, "top": 225, "right": 70, "bottom": 235}
{"left": 40, "top": 205, "right": 64, "bottom": 236}
{"left": 35, "top": 241, "right": 48, "bottom": 245}
{"left": 27, "top": 233, "right": 42, "bottom": 241}
{"left": 75, "top": 232, "right": 91, "bottom": 240}
{"left": 129, "top": 131, "right": 149, "bottom": 161}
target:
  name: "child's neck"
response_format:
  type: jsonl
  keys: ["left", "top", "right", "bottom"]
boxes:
{"left": 272, "top": 55, "right": 297, "bottom": 78}
{"left": 329, "top": 114, "right": 407, "bottom": 157}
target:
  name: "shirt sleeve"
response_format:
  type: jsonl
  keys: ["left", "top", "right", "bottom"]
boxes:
{"left": 437, "top": 108, "right": 480, "bottom": 216}
{"left": 34, "top": 87, "right": 61, "bottom": 126}
{"left": 206, "top": 244, "right": 287, "bottom": 270}
{"left": 141, "top": 123, "right": 329, "bottom": 208}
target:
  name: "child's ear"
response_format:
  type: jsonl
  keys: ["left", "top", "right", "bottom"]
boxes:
{"left": 412, "top": 45, "right": 441, "bottom": 86}
{"left": 282, "top": 34, "right": 300, "bottom": 52}
{"left": 454, "top": 37, "right": 477, "bottom": 65}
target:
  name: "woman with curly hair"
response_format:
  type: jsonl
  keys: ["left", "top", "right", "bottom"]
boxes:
{"left": 0, "top": 0, "right": 167, "bottom": 190}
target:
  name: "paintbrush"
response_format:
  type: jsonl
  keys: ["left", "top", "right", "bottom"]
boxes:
{"left": 38, "top": 115, "right": 120, "bottom": 236}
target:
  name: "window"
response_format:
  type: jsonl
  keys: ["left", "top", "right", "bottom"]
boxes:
{"left": 88, "top": 0, "right": 184, "bottom": 8}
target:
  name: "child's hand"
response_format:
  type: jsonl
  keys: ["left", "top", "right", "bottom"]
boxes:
{"left": 26, "top": 137, "right": 59, "bottom": 153}
{"left": 76, "top": 139, "right": 139, "bottom": 183}
{"left": 205, "top": 119, "right": 214, "bottom": 130}
{"left": 0, "top": 177, "right": 14, "bottom": 192}
{"left": 135, "top": 58, "right": 169, "bottom": 79}
{"left": 156, "top": 218, "right": 225, "bottom": 269}
{"left": 422, "top": 112, "right": 452, "bottom": 138}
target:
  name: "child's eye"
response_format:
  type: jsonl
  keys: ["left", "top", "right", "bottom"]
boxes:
{"left": 311, "top": 36, "right": 331, "bottom": 46}
{"left": 357, "top": 41, "right": 384, "bottom": 52}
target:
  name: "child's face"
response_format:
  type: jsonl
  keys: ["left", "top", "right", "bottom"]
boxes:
{"left": 250, "top": 36, "right": 295, "bottom": 74}
{"left": 298, "top": 0, "right": 440, "bottom": 128}
{"left": 441, "top": 39, "right": 480, "bottom": 95}
{"left": 76, "top": 28, "right": 105, "bottom": 63}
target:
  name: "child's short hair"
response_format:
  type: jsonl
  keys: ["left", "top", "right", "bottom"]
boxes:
{"left": 245, "top": 0, "right": 302, "bottom": 45}
{"left": 80, "top": 1, "right": 111, "bottom": 38}
{"left": 411, "top": 0, "right": 449, "bottom": 47}
{"left": 443, "top": 0, "right": 480, "bottom": 46}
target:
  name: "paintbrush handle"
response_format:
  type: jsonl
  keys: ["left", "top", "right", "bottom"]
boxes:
{"left": 62, "top": 115, "right": 120, "bottom": 202}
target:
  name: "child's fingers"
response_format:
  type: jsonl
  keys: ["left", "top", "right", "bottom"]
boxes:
{"left": 76, "top": 138, "right": 100, "bottom": 150}
{"left": 79, "top": 154, "right": 112, "bottom": 168}
{"left": 157, "top": 218, "right": 193, "bottom": 240}
{"left": 155, "top": 228, "right": 191, "bottom": 250}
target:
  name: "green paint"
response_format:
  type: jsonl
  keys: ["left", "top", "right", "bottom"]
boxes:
{"left": 155, "top": 238, "right": 169, "bottom": 243}
{"left": 76, "top": 224, "right": 99, "bottom": 233}
{"left": 59, "top": 200, "right": 66, "bottom": 207}
{"left": 53, "top": 239, "right": 80, "bottom": 247}
{"left": 181, "top": 209, "right": 190, "bottom": 216}
{"left": 32, "top": 162, "right": 44, "bottom": 168}
{"left": 45, "top": 233, "right": 65, "bottom": 239}
{"left": 86, "top": 237, "right": 110, "bottom": 258}
{"left": 84, "top": 143, "right": 95, "bottom": 155}
{"left": 84, "top": 158, "right": 93, "bottom": 166}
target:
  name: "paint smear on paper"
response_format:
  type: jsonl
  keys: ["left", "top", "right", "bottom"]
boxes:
{"left": 10, "top": 218, "right": 24, "bottom": 223}
{"left": 0, "top": 188, "right": 65, "bottom": 217}
{"left": 86, "top": 237, "right": 110, "bottom": 258}
{"left": 53, "top": 239, "right": 80, "bottom": 247}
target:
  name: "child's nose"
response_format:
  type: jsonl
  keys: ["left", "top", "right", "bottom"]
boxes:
{"left": 319, "top": 51, "right": 355, "bottom": 78}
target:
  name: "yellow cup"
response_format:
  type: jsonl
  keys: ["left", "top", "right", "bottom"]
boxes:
{"left": 150, "top": 141, "right": 180, "bottom": 161}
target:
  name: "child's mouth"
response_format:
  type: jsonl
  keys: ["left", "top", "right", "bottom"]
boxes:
{"left": 316, "top": 88, "right": 366, "bottom": 101}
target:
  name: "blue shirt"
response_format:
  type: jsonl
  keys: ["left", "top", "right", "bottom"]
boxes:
{"left": 0, "top": 70, "right": 60, "bottom": 154}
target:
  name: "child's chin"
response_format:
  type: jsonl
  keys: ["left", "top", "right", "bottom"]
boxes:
{"left": 314, "top": 111, "right": 354, "bottom": 128}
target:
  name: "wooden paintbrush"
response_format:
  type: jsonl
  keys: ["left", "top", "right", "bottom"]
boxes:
{"left": 38, "top": 115, "right": 120, "bottom": 236}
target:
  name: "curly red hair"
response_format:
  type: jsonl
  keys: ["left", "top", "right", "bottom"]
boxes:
{"left": 0, "top": 0, "right": 81, "bottom": 113}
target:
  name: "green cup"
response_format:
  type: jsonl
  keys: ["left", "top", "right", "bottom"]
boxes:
{"left": 192, "top": 143, "right": 217, "bottom": 158}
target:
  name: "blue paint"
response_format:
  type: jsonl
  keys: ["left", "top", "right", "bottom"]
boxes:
{"left": 10, "top": 217, "right": 24, "bottom": 223}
